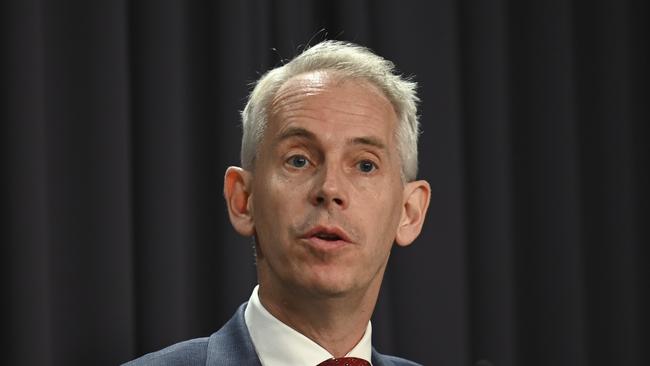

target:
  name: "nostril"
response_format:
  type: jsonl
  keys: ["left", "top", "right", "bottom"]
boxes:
{"left": 313, "top": 194, "right": 344, "bottom": 207}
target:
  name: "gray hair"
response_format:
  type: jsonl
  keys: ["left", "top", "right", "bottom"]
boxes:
{"left": 240, "top": 40, "right": 421, "bottom": 181}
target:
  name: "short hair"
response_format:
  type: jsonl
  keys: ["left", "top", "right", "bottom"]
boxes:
{"left": 240, "top": 40, "right": 421, "bottom": 181}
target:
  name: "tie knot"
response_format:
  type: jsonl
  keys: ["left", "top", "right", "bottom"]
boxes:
{"left": 317, "top": 357, "right": 371, "bottom": 366}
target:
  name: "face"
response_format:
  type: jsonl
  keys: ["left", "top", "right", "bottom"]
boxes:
{"left": 249, "top": 71, "right": 407, "bottom": 298}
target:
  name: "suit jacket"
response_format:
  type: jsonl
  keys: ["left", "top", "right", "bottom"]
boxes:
{"left": 123, "top": 303, "right": 421, "bottom": 366}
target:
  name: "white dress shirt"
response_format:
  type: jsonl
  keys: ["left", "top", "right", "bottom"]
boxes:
{"left": 244, "top": 285, "right": 373, "bottom": 366}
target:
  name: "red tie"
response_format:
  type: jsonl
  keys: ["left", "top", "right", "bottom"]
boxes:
{"left": 317, "top": 357, "right": 371, "bottom": 366}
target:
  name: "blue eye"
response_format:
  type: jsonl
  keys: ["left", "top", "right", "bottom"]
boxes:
{"left": 358, "top": 160, "right": 376, "bottom": 173}
{"left": 287, "top": 155, "right": 309, "bottom": 168}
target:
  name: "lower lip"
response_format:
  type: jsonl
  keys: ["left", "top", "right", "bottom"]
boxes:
{"left": 302, "top": 236, "right": 350, "bottom": 251}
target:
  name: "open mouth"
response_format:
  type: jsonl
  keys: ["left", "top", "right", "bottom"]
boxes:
{"left": 313, "top": 232, "right": 342, "bottom": 241}
{"left": 302, "top": 226, "right": 351, "bottom": 245}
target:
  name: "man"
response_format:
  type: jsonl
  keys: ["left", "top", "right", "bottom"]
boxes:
{"left": 124, "top": 40, "right": 431, "bottom": 366}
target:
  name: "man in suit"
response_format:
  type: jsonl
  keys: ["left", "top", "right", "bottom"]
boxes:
{"left": 124, "top": 40, "right": 431, "bottom": 366}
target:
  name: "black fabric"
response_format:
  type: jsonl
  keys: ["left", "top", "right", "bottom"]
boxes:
{"left": 2, "top": 1, "right": 648, "bottom": 365}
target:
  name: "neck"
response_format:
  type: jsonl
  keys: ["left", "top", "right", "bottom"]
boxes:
{"left": 257, "top": 273, "right": 383, "bottom": 358}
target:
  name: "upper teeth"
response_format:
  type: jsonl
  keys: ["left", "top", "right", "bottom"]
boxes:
{"left": 316, "top": 233, "right": 338, "bottom": 240}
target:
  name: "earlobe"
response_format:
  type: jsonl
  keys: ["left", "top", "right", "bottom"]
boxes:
{"left": 395, "top": 180, "right": 431, "bottom": 247}
{"left": 223, "top": 166, "right": 255, "bottom": 237}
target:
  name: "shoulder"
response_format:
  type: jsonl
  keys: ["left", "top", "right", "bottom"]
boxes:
{"left": 121, "top": 337, "right": 209, "bottom": 366}
{"left": 122, "top": 303, "right": 258, "bottom": 366}
{"left": 372, "top": 349, "right": 422, "bottom": 366}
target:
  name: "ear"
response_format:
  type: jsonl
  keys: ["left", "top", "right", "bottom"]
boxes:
{"left": 223, "top": 166, "right": 255, "bottom": 236}
{"left": 395, "top": 180, "right": 431, "bottom": 247}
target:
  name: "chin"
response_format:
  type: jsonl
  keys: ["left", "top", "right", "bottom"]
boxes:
{"left": 312, "top": 285, "right": 350, "bottom": 298}
{"left": 300, "top": 273, "right": 360, "bottom": 299}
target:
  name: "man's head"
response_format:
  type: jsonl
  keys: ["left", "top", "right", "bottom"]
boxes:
{"left": 241, "top": 41, "right": 420, "bottom": 182}
{"left": 224, "top": 41, "right": 430, "bottom": 301}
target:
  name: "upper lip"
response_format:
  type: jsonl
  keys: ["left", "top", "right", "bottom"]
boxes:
{"left": 301, "top": 225, "right": 352, "bottom": 243}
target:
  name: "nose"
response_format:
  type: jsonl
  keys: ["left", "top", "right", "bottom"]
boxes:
{"left": 310, "top": 164, "right": 348, "bottom": 209}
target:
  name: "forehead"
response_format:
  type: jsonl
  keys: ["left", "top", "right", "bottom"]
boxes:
{"left": 267, "top": 71, "right": 398, "bottom": 141}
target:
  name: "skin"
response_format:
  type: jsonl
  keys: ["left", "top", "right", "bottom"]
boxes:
{"left": 224, "top": 71, "right": 431, "bottom": 357}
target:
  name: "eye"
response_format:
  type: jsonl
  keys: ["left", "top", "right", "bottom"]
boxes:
{"left": 357, "top": 160, "right": 377, "bottom": 173}
{"left": 286, "top": 154, "right": 310, "bottom": 169}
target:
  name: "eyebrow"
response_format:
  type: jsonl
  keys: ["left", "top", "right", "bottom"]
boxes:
{"left": 349, "top": 136, "right": 387, "bottom": 150}
{"left": 275, "top": 126, "right": 387, "bottom": 151}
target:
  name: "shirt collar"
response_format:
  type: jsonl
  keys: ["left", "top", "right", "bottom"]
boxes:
{"left": 244, "top": 285, "right": 373, "bottom": 366}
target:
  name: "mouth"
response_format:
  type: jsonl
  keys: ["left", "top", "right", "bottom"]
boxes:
{"left": 301, "top": 225, "right": 353, "bottom": 250}
{"left": 314, "top": 232, "right": 343, "bottom": 241}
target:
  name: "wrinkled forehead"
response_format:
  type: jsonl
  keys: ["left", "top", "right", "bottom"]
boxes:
{"left": 258, "top": 71, "right": 401, "bottom": 172}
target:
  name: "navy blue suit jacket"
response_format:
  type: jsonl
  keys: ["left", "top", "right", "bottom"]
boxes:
{"left": 123, "top": 303, "right": 421, "bottom": 366}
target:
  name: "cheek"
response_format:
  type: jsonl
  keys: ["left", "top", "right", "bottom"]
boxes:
{"left": 252, "top": 172, "right": 310, "bottom": 234}
{"left": 254, "top": 169, "right": 290, "bottom": 207}
{"left": 356, "top": 184, "right": 403, "bottom": 242}
{"left": 354, "top": 172, "right": 403, "bottom": 206}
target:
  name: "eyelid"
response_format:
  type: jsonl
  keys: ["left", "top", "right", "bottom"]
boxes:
{"left": 356, "top": 152, "right": 381, "bottom": 165}
{"left": 358, "top": 157, "right": 378, "bottom": 164}
{"left": 282, "top": 142, "right": 319, "bottom": 163}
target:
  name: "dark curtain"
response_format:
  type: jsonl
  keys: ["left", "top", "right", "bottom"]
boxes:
{"left": 2, "top": 1, "right": 648, "bottom": 365}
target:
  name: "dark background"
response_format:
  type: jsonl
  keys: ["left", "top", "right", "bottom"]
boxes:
{"left": 2, "top": 1, "right": 648, "bottom": 365}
